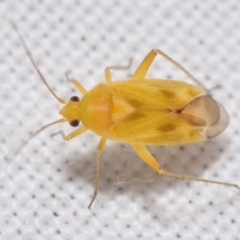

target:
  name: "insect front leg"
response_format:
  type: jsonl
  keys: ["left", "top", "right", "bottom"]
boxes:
{"left": 88, "top": 137, "right": 108, "bottom": 209}
{"left": 131, "top": 144, "right": 239, "bottom": 190}
{"left": 104, "top": 59, "right": 132, "bottom": 83}
{"left": 59, "top": 126, "right": 88, "bottom": 141}
{"left": 64, "top": 70, "right": 88, "bottom": 95}
{"left": 71, "top": 79, "right": 88, "bottom": 95}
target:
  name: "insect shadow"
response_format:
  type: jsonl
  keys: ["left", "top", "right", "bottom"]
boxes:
{"left": 62, "top": 135, "right": 229, "bottom": 199}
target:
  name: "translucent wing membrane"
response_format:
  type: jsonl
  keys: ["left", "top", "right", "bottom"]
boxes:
{"left": 181, "top": 95, "right": 229, "bottom": 138}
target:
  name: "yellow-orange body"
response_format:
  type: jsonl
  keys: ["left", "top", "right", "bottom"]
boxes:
{"left": 56, "top": 47, "right": 235, "bottom": 209}
{"left": 78, "top": 79, "right": 205, "bottom": 145}
{"left": 10, "top": 21, "right": 238, "bottom": 209}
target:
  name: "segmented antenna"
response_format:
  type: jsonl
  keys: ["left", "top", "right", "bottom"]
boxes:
{"left": 5, "top": 119, "right": 67, "bottom": 162}
{"left": 10, "top": 20, "right": 67, "bottom": 104}
{"left": 5, "top": 21, "right": 69, "bottom": 161}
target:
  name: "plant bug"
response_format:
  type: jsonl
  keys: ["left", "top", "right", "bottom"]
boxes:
{"left": 10, "top": 21, "right": 239, "bottom": 209}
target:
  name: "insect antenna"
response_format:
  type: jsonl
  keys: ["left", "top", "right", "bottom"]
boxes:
{"left": 6, "top": 21, "right": 69, "bottom": 161}
{"left": 10, "top": 20, "right": 67, "bottom": 104}
{"left": 5, "top": 119, "right": 67, "bottom": 162}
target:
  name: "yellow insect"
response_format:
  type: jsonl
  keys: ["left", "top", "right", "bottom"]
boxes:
{"left": 10, "top": 22, "right": 239, "bottom": 209}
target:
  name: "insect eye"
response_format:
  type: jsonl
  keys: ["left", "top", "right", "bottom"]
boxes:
{"left": 70, "top": 96, "right": 79, "bottom": 102}
{"left": 69, "top": 119, "right": 79, "bottom": 127}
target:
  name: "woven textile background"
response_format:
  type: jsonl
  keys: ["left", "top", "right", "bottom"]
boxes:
{"left": 0, "top": 1, "right": 240, "bottom": 240}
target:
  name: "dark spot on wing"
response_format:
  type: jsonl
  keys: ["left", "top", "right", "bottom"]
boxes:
{"left": 126, "top": 98, "right": 142, "bottom": 107}
{"left": 126, "top": 112, "right": 145, "bottom": 121}
{"left": 187, "top": 129, "right": 201, "bottom": 139}
{"left": 160, "top": 90, "right": 175, "bottom": 98}
{"left": 187, "top": 87, "right": 201, "bottom": 97}
{"left": 188, "top": 129, "right": 197, "bottom": 138}
{"left": 157, "top": 123, "right": 176, "bottom": 132}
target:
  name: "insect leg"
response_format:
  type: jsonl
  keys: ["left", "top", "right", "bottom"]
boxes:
{"left": 71, "top": 79, "right": 88, "bottom": 95}
{"left": 132, "top": 50, "right": 156, "bottom": 79}
{"left": 131, "top": 144, "right": 239, "bottom": 190}
{"left": 88, "top": 137, "right": 108, "bottom": 209}
{"left": 59, "top": 126, "right": 88, "bottom": 141}
{"left": 104, "top": 59, "right": 132, "bottom": 83}
{"left": 132, "top": 49, "right": 207, "bottom": 91}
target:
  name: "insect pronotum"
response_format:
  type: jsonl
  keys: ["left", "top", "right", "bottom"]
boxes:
{"left": 10, "top": 21, "right": 239, "bottom": 209}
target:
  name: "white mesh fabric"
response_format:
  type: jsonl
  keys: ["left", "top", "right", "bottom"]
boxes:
{"left": 0, "top": 1, "right": 240, "bottom": 239}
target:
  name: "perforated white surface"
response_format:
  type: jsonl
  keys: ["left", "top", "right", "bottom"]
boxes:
{"left": 0, "top": 1, "right": 240, "bottom": 239}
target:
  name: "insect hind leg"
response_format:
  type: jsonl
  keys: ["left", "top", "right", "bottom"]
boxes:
{"left": 131, "top": 143, "right": 239, "bottom": 190}
{"left": 132, "top": 49, "right": 207, "bottom": 91}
